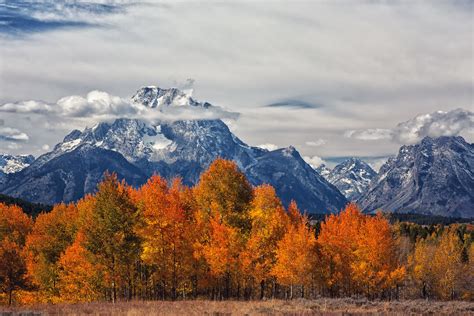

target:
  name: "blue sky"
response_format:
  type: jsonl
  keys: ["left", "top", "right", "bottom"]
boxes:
{"left": 0, "top": 0, "right": 472, "bottom": 169}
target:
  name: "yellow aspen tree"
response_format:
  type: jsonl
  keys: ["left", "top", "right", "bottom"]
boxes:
{"left": 241, "top": 184, "right": 288, "bottom": 299}
{"left": 431, "top": 228, "right": 464, "bottom": 300}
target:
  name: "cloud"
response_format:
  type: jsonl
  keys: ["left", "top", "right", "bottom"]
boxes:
{"left": 0, "top": 1, "right": 471, "bottom": 158}
{"left": 0, "top": 127, "right": 29, "bottom": 142}
{"left": 303, "top": 155, "right": 327, "bottom": 169}
{"left": 344, "top": 108, "right": 474, "bottom": 144}
{"left": 344, "top": 128, "right": 393, "bottom": 141}
{"left": 393, "top": 108, "right": 474, "bottom": 144}
{"left": 305, "top": 139, "right": 326, "bottom": 147}
{"left": 0, "top": 89, "right": 239, "bottom": 123}
{"left": 7, "top": 143, "right": 22, "bottom": 150}
{"left": 265, "top": 99, "right": 322, "bottom": 109}
{"left": 258, "top": 143, "right": 278, "bottom": 151}
{"left": 0, "top": 100, "right": 54, "bottom": 113}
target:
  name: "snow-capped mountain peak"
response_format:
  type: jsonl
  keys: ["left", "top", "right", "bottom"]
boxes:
{"left": 131, "top": 86, "right": 209, "bottom": 110}
{"left": 52, "top": 118, "right": 172, "bottom": 162}
{"left": 326, "top": 158, "right": 377, "bottom": 200}
{"left": 358, "top": 136, "right": 474, "bottom": 218}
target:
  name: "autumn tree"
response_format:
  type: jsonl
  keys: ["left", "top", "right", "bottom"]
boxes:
{"left": 272, "top": 203, "right": 316, "bottom": 299}
{"left": 317, "top": 203, "right": 365, "bottom": 296}
{"left": 0, "top": 203, "right": 33, "bottom": 305}
{"left": 352, "top": 213, "right": 406, "bottom": 298}
{"left": 24, "top": 203, "right": 77, "bottom": 300}
{"left": 431, "top": 227, "right": 464, "bottom": 300}
{"left": 318, "top": 204, "right": 405, "bottom": 298}
{"left": 57, "top": 233, "right": 104, "bottom": 302}
{"left": 408, "top": 237, "right": 436, "bottom": 298}
{"left": 135, "top": 176, "right": 196, "bottom": 300}
{"left": 200, "top": 208, "right": 244, "bottom": 299}
{"left": 81, "top": 173, "right": 140, "bottom": 303}
{"left": 241, "top": 185, "right": 288, "bottom": 299}
{"left": 0, "top": 239, "right": 28, "bottom": 305}
{"left": 0, "top": 203, "right": 33, "bottom": 246}
{"left": 194, "top": 159, "right": 253, "bottom": 232}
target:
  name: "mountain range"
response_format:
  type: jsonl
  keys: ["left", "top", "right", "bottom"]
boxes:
{"left": 1, "top": 86, "right": 473, "bottom": 218}
{"left": 358, "top": 136, "right": 474, "bottom": 218}
{"left": 0, "top": 86, "right": 347, "bottom": 214}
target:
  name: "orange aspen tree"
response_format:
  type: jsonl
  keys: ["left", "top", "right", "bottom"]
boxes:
{"left": 317, "top": 203, "right": 365, "bottom": 296}
{"left": 57, "top": 233, "right": 104, "bottom": 302}
{"left": 136, "top": 175, "right": 196, "bottom": 300}
{"left": 0, "top": 203, "right": 33, "bottom": 246}
{"left": 201, "top": 204, "right": 244, "bottom": 299}
{"left": 352, "top": 213, "right": 405, "bottom": 298}
{"left": 0, "top": 203, "right": 33, "bottom": 305}
{"left": 272, "top": 203, "right": 317, "bottom": 299}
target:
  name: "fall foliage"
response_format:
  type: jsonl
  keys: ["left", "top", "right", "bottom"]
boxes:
{"left": 0, "top": 159, "right": 473, "bottom": 305}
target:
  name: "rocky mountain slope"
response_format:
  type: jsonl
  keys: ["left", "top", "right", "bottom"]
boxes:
{"left": 358, "top": 136, "right": 474, "bottom": 218}
{"left": 325, "top": 158, "right": 377, "bottom": 200}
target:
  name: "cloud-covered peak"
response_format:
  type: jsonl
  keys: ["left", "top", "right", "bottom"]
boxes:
{"left": 131, "top": 86, "right": 207, "bottom": 110}
{"left": 0, "top": 86, "right": 239, "bottom": 123}
{"left": 393, "top": 108, "right": 474, "bottom": 144}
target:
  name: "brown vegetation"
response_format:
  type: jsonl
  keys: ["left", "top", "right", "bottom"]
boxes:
{"left": 2, "top": 298, "right": 474, "bottom": 315}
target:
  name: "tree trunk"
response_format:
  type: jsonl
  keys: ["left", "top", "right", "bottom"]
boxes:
{"left": 112, "top": 281, "right": 116, "bottom": 303}
{"left": 8, "top": 288, "right": 12, "bottom": 306}
{"left": 260, "top": 280, "right": 265, "bottom": 300}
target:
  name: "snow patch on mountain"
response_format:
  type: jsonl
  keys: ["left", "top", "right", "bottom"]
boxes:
{"left": 315, "top": 164, "right": 332, "bottom": 178}
{"left": 324, "top": 158, "right": 377, "bottom": 200}
{"left": 0, "top": 154, "right": 35, "bottom": 174}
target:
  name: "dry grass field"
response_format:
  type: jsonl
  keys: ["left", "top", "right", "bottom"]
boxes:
{"left": 2, "top": 298, "right": 474, "bottom": 316}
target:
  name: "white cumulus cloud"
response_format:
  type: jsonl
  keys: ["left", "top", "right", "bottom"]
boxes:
{"left": 344, "top": 108, "right": 473, "bottom": 144}
{"left": 0, "top": 90, "right": 239, "bottom": 123}
{"left": 303, "top": 155, "right": 327, "bottom": 169}
{"left": 0, "top": 127, "right": 29, "bottom": 142}
{"left": 393, "top": 108, "right": 474, "bottom": 144}
{"left": 258, "top": 143, "right": 278, "bottom": 151}
{"left": 344, "top": 128, "right": 393, "bottom": 141}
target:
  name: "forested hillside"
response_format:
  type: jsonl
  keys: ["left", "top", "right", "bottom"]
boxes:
{"left": 0, "top": 159, "right": 472, "bottom": 306}
{"left": 0, "top": 194, "right": 51, "bottom": 218}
